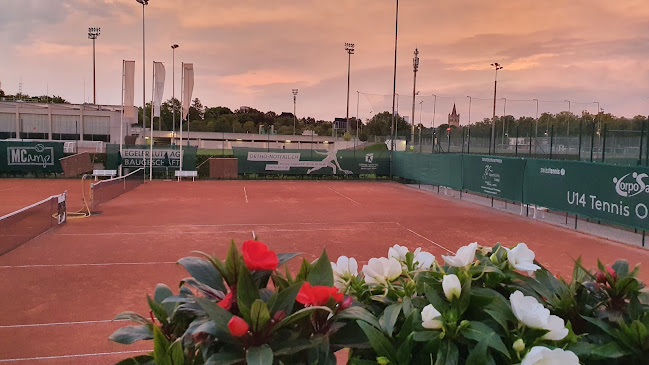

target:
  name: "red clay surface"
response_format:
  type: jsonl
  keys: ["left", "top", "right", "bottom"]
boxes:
{"left": 1, "top": 179, "right": 648, "bottom": 364}
{"left": 0, "top": 178, "right": 92, "bottom": 216}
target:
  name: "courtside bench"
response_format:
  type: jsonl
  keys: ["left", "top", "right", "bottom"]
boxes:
{"left": 175, "top": 170, "right": 198, "bottom": 182}
{"left": 92, "top": 169, "right": 117, "bottom": 181}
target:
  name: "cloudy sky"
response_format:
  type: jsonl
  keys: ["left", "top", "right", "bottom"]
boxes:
{"left": 2, "top": 0, "right": 649, "bottom": 126}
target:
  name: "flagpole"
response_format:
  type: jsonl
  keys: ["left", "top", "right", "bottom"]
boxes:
{"left": 149, "top": 61, "right": 155, "bottom": 180}
{"left": 179, "top": 62, "right": 184, "bottom": 172}
{"left": 120, "top": 60, "right": 125, "bottom": 177}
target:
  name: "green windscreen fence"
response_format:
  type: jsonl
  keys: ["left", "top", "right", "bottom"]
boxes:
{"left": 462, "top": 155, "right": 526, "bottom": 202}
{"left": 392, "top": 152, "right": 649, "bottom": 231}
{"left": 393, "top": 152, "right": 462, "bottom": 189}
{"left": 106, "top": 144, "right": 198, "bottom": 171}
{"left": 233, "top": 148, "right": 390, "bottom": 176}
{"left": 524, "top": 159, "right": 649, "bottom": 230}
{"left": 0, "top": 141, "right": 64, "bottom": 173}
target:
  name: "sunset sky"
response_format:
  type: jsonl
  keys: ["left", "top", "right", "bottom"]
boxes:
{"left": 2, "top": 0, "right": 649, "bottom": 126}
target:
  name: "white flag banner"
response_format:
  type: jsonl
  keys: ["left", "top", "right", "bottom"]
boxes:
{"left": 123, "top": 61, "right": 136, "bottom": 118}
{"left": 182, "top": 63, "right": 194, "bottom": 120}
{"left": 152, "top": 62, "right": 166, "bottom": 117}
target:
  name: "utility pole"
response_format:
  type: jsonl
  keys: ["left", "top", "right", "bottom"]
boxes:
{"left": 411, "top": 48, "right": 419, "bottom": 147}
{"left": 490, "top": 62, "right": 503, "bottom": 154}
{"left": 171, "top": 44, "right": 179, "bottom": 143}
{"left": 88, "top": 27, "right": 100, "bottom": 105}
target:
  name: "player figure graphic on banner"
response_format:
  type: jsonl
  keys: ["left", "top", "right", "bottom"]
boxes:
{"left": 307, "top": 149, "right": 352, "bottom": 175}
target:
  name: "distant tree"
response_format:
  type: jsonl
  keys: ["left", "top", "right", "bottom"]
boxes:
{"left": 189, "top": 98, "right": 204, "bottom": 121}
{"left": 0, "top": 88, "right": 4, "bottom": 97}
{"left": 242, "top": 120, "right": 256, "bottom": 133}
{"left": 364, "top": 111, "right": 408, "bottom": 137}
{"left": 204, "top": 106, "right": 233, "bottom": 120}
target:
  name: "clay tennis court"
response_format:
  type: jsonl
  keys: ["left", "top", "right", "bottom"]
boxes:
{"left": 1, "top": 179, "right": 648, "bottom": 364}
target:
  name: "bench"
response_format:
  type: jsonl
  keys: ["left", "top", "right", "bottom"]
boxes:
{"left": 92, "top": 169, "right": 117, "bottom": 181}
{"left": 175, "top": 170, "right": 198, "bottom": 182}
{"left": 520, "top": 204, "right": 548, "bottom": 219}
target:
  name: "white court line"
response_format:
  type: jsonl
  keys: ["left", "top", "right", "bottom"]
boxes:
{"left": 0, "top": 186, "right": 19, "bottom": 192}
{"left": 53, "top": 226, "right": 374, "bottom": 237}
{"left": 117, "top": 221, "right": 390, "bottom": 228}
{"left": 243, "top": 187, "right": 249, "bottom": 203}
{"left": 0, "top": 261, "right": 176, "bottom": 269}
{"left": 0, "top": 319, "right": 123, "bottom": 328}
{"left": 0, "top": 350, "right": 151, "bottom": 363}
{"left": 393, "top": 222, "right": 454, "bottom": 254}
{"left": 326, "top": 186, "right": 360, "bottom": 205}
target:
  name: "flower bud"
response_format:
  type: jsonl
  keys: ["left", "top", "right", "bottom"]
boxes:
{"left": 272, "top": 310, "right": 287, "bottom": 322}
{"left": 227, "top": 316, "right": 249, "bottom": 337}
{"left": 513, "top": 339, "right": 525, "bottom": 353}
{"left": 490, "top": 253, "right": 499, "bottom": 264}
{"left": 377, "top": 357, "right": 390, "bottom": 365}
{"left": 459, "top": 320, "right": 470, "bottom": 329}
{"left": 340, "top": 296, "right": 353, "bottom": 310}
{"left": 606, "top": 265, "right": 617, "bottom": 282}
{"left": 596, "top": 270, "right": 607, "bottom": 283}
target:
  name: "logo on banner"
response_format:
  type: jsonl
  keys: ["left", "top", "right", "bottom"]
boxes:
{"left": 7, "top": 144, "right": 54, "bottom": 167}
{"left": 540, "top": 167, "right": 565, "bottom": 176}
{"left": 248, "top": 149, "right": 352, "bottom": 174}
{"left": 613, "top": 172, "right": 649, "bottom": 197}
{"left": 365, "top": 153, "right": 374, "bottom": 163}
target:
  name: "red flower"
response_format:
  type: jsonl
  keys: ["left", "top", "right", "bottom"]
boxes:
{"left": 296, "top": 282, "right": 344, "bottom": 306}
{"left": 242, "top": 240, "right": 279, "bottom": 271}
{"left": 228, "top": 316, "right": 249, "bottom": 337}
{"left": 606, "top": 265, "right": 617, "bottom": 282}
{"left": 218, "top": 291, "right": 233, "bottom": 311}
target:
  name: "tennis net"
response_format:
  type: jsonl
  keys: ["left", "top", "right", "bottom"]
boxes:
{"left": 0, "top": 192, "right": 67, "bottom": 255}
{"left": 90, "top": 168, "right": 144, "bottom": 209}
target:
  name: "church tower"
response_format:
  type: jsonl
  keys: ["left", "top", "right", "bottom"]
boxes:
{"left": 448, "top": 104, "right": 460, "bottom": 127}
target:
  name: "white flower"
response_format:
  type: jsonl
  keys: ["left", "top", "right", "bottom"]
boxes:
{"left": 442, "top": 242, "right": 478, "bottom": 267}
{"left": 505, "top": 243, "right": 541, "bottom": 273}
{"left": 509, "top": 291, "right": 569, "bottom": 341}
{"left": 388, "top": 244, "right": 409, "bottom": 261}
{"left": 442, "top": 274, "right": 462, "bottom": 301}
{"left": 413, "top": 248, "right": 436, "bottom": 269}
{"left": 543, "top": 315, "right": 569, "bottom": 341}
{"left": 521, "top": 346, "right": 579, "bottom": 365}
{"left": 331, "top": 256, "right": 358, "bottom": 290}
{"left": 362, "top": 257, "right": 402, "bottom": 286}
{"left": 421, "top": 304, "right": 443, "bottom": 329}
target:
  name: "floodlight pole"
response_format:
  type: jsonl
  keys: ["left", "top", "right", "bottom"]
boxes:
{"left": 411, "top": 48, "right": 419, "bottom": 147}
{"left": 490, "top": 62, "right": 503, "bottom": 155}
{"left": 171, "top": 44, "right": 179, "bottom": 144}
{"left": 292, "top": 89, "right": 298, "bottom": 135}
{"left": 345, "top": 43, "right": 354, "bottom": 134}
{"left": 565, "top": 99, "right": 571, "bottom": 137}
{"left": 390, "top": 0, "right": 399, "bottom": 177}
{"left": 88, "top": 27, "right": 100, "bottom": 105}
{"left": 136, "top": 0, "right": 149, "bottom": 142}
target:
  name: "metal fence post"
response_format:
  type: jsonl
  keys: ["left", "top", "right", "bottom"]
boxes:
{"left": 639, "top": 120, "right": 645, "bottom": 165}
{"left": 462, "top": 127, "right": 465, "bottom": 154}
{"left": 550, "top": 125, "right": 554, "bottom": 160}
{"left": 529, "top": 123, "right": 533, "bottom": 156}
{"left": 467, "top": 128, "right": 471, "bottom": 154}
{"left": 515, "top": 125, "right": 519, "bottom": 157}
{"left": 601, "top": 124, "right": 607, "bottom": 163}
{"left": 590, "top": 122, "right": 595, "bottom": 162}
{"left": 578, "top": 120, "right": 583, "bottom": 161}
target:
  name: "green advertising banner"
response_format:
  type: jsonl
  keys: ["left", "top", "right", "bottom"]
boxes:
{"left": 393, "top": 152, "right": 463, "bottom": 189}
{"left": 462, "top": 154, "right": 526, "bottom": 201}
{"left": 233, "top": 148, "right": 390, "bottom": 176}
{"left": 524, "top": 159, "right": 649, "bottom": 230}
{"left": 0, "top": 141, "right": 64, "bottom": 173}
{"left": 105, "top": 144, "right": 198, "bottom": 171}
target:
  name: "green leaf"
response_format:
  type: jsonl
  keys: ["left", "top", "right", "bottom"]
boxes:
{"left": 581, "top": 316, "right": 616, "bottom": 337}
{"left": 357, "top": 320, "right": 397, "bottom": 364}
{"left": 152, "top": 325, "right": 171, "bottom": 365}
{"left": 336, "top": 306, "right": 381, "bottom": 329}
{"left": 114, "top": 355, "right": 155, "bottom": 365}
{"left": 395, "top": 333, "right": 415, "bottom": 364}
{"left": 169, "top": 340, "right": 184, "bottom": 365}
{"left": 246, "top": 344, "right": 273, "bottom": 365}
{"left": 205, "top": 352, "right": 244, "bottom": 365}
{"left": 295, "top": 258, "right": 312, "bottom": 282}
{"left": 379, "top": 303, "right": 402, "bottom": 337}
{"left": 113, "top": 311, "right": 150, "bottom": 325}
{"left": 225, "top": 241, "right": 241, "bottom": 285}
{"left": 154, "top": 284, "right": 175, "bottom": 317}
{"left": 460, "top": 321, "right": 509, "bottom": 358}
{"left": 250, "top": 299, "right": 271, "bottom": 333}
{"left": 194, "top": 296, "right": 234, "bottom": 333}
{"left": 465, "top": 337, "right": 489, "bottom": 365}
{"left": 424, "top": 284, "right": 449, "bottom": 313}
{"left": 436, "top": 341, "right": 459, "bottom": 365}
{"left": 612, "top": 260, "right": 629, "bottom": 277}
{"left": 275, "top": 306, "right": 333, "bottom": 331}
{"left": 177, "top": 256, "right": 226, "bottom": 292}
{"left": 109, "top": 325, "right": 153, "bottom": 344}
{"left": 268, "top": 282, "right": 302, "bottom": 316}
{"left": 307, "top": 249, "right": 334, "bottom": 287}
{"left": 147, "top": 294, "right": 169, "bottom": 326}
{"left": 237, "top": 263, "right": 260, "bottom": 322}
{"left": 568, "top": 341, "right": 630, "bottom": 360}
{"left": 277, "top": 252, "right": 301, "bottom": 266}
{"left": 413, "top": 331, "right": 439, "bottom": 342}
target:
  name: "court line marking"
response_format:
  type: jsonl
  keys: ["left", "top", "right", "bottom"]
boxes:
{"left": 0, "top": 261, "right": 176, "bottom": 269}
{"left": 326, "top": 186, "right": 360, "bottom": 205}
{"left": 0, "top": 319, "right": 124, "bottom": 328}
{"left": 52, "top": 227, "right": 375, "bottom": 236}
{"left": 0, "top": 350, "right": 151, "bottom": 363}
{"left": 0, "top": 186, "right": 19, "bottom": 192}
{"left": 393, "top": 222, "right": 454, "bottom": 254}
{"left": 244, "top": 187, "right": 249, "bottom": 203}
{"left": 85, "top": 221, "right": 390, "bottom": 228}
